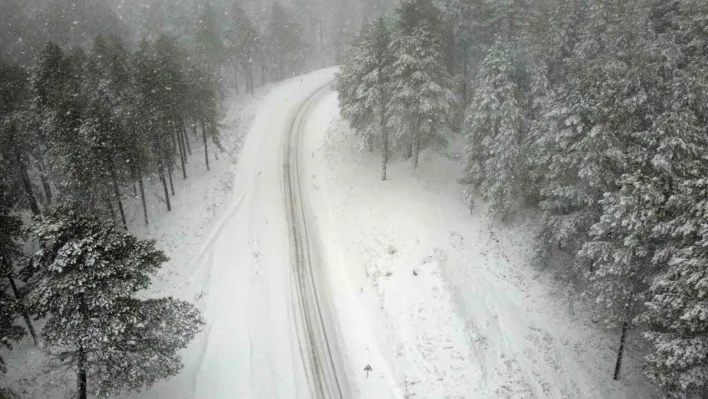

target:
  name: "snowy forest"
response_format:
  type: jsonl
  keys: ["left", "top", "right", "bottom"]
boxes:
{"left": 0, "top": 0, "right": 395, "bottom": 398}
{"left": 3, "top": 0, "right": 708, "bottom": 397}
{"left": 337, "top": 0, "right": 708, "bottom": 397}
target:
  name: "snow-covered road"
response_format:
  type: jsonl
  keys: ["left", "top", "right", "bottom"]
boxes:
{"left": 189, "top": 69, "right": 351, "bottom": 399}
{"left": 282, "top": 83, "right": 348, "bottom": 398}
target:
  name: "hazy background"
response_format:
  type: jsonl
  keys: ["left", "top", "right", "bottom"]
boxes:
{"left": 0, "top": 0, "right": 399, "bottom": 69}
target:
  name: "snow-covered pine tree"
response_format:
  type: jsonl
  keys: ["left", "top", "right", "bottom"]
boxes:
{"left": 25, "top": 208, "right": 203, "bottom": 399}
{"left": 0, "top": 61, "right": 42, "bottom": 216}
{"left": 183, "top": 57, "right": 222, "bottom": 173}
{"left": 435, "top": 0, "right": 492, "bottom": 106}
{"left": 461, "top": 41, "right": 525, "bottom": 218}
{"left": 527, "top": 0, "right": 654, "bottom": 271}
{"left": 640, "top": 177, "right": 708, "bottom": 397}
{"left": 194, "top": 3, "right": 225, "bottom": 85}
{"left": 634, "top": 0, "right": 708, "bottom": 394}
{"left": 226, "top": 1, "right": 259, "bottom": 95}
{"left": 268, "top": 2, "right": 305, "bottom": 80}
{"left": 83, "top": 35, "right": 135, "bottom": 229}
{"left": 578, "top": 0, "right": 708, "bottom": 382}
{"left": 153, "top": 34, "right": 188, "bottom": 184}
{"left": 126, "top": 38, "right": 166, "bottom": 216}
{"left": 388, "top": 0, "right": 456, "bottom": 170}
{"left": 338, "top": 17, "right": 393, "bottom": 179}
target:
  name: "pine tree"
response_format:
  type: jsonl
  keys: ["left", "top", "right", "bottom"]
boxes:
{"left": 462, "top": 41, "right": 525, "bottom": 218}
{"left": 633, "top": 0, "right": 708, "bottom": 394}
{"left": 435, "top": 0, "right": 492, "bottom": 105}
{"left": 227, "top": 1, "right": 259, "bottom": 95}
{"left": 25, "top": 208, "right": 203, "bottom": 399}
{"left": 0, "top": 61, "right": 41, "bottom": 216}
{"left": 83, "top": 35, "right": 134, "bottom": 229}
{"left": 639, "top": 177, "right": 708, "bottom": 397}
{"left": 338, "top": 17, "right": 393, "bottom": 179}
{"left": 388, "top": 0, "right": 456, "bottom": 170}
{"left": 194, "top": 3, "right": 224, "bottom": 83}
{"left": 268, "top": 2, "right": 306, "bottom": 80}
{"left": 152, "top": 35, "right": 187, "bottom": 203}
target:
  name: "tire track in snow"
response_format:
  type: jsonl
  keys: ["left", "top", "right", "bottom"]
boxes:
{"left": 282, "top": 83, "right": 347, "bottom": 399}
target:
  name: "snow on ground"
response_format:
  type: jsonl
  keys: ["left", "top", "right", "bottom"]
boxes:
{"left": 1, "top": 70, "right": 334, "bottom": 399}
{"left": 3, "top": 71, "right": 658, "bottom": 399}
{"left": 300, "top": 90, "right": 658, "bottom": 399}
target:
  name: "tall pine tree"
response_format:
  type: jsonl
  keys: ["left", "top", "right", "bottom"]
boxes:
{"left": 26, "top": 208, "right": 203, "bottom": 399}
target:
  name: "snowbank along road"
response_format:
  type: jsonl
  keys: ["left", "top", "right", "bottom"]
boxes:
{"left": 282, "top": 83, "right": 349, "bottom": 399}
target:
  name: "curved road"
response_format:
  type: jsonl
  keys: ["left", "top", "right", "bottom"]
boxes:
{"left": 282, "top": 84, "right": 348, "bottom": 399}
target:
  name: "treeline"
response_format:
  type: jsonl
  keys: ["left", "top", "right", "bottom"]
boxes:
{"left": 0, "top": 26, "right": 222, "bottom": 399}
{"left": 338, "top": 0, "right": 457, "bottom": 181}
{"left": 1, "top": 33, "right": 221, "bottom": 227}
{"left": 192, "top": 1, "right": 307, "bottom": 92}
{"left": 338, "top": 0, "right": 708, "bottom": 396}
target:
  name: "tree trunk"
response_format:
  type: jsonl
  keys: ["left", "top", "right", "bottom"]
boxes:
{"left": 138, "top": 175, "right": 148, "bottom": 226}
{"left": 201, "top": 119, "right": 210, "bottom": 171}
{"left": 108, "top": 159, "right": 127, "bottom": 230}
{"left": 613, "top": 299, "right": 634, "bottom": 381}
{"left": 132, "top": 182, "right": 137, "bottom": 197}
{"left": 461, "top": 42, "right": 468, "bottom": 106}
{"left": 7, "top": 275, "right": 38, "bottom": 345}
{"left": 76, "top": 294, "right": 89, "bottom": 399}
{"left": 412, "top": 132, "right": 420, "bottom": 170}
{"left": 37, "top": 154, "right": 53, "bottom": 205}
{"left": 175, "top": 130, "right": 187, "bottom": 179}
{"left": 412, "top": 117, "right": 421, "bottom": 170}
{"left": 381, "top": 105, "right": 388, "bottom": 181}
{"left": 167, "top": 158, "right": 175, "bottom": 196}
{"left": 368, "top": 132, "right": 374, "bottom": 153}
{"left": 17, "top": 152, "right": 40, "bottom": 216}
{"left": 2, "top": 254, "right": 38, "bottom": 346}
{"left": 182, "top": 121, "right": 192, "bottom": 156}
{"left": 77, "top": 343, "right": 87, "bottom": 399}
{"left": 158, "top": 162, "right": 171, "bottom": 212}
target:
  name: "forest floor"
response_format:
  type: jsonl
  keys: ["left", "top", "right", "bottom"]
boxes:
{"left": 2, "top": 69, "right": 657, "bottom": 399}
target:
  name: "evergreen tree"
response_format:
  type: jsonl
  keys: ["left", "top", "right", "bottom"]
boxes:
{"left": 388, "top": 0, "right": 456, "bottom": 170}
{"left": 462, "top": 41, "right": 526, "bottom": 218}
{"left": 226, "top": 1, "right": 259, "bottom": 94}
{"left": 337, "top": 18, "right": 393, "bottom": 179}
{"left": 639, "top": 177, "right": 708, "bottom": 397}
{"left": 194, "top": 3, "right": 225, "bottom": 83}
{"left": 0, "top": 61, "right": 41, "bottom": 216}
{"left": 633, "top": 0, "right": 708, "bottom": 394}
{"left": 25, "top": 208, "right": 203, "bottom": 399}
{"left": 267, "top": 2, "right": 306, "bottom": 80}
